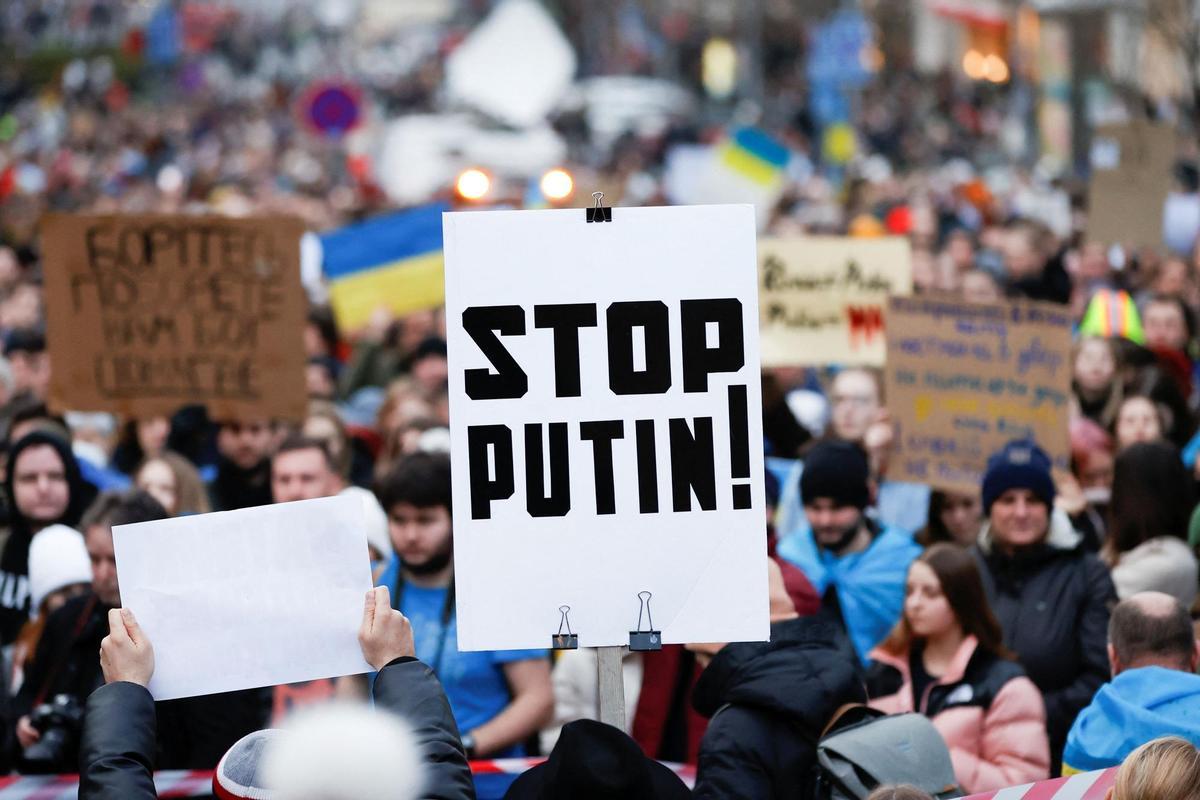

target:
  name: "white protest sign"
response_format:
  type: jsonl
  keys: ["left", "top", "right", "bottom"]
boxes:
{"left": 113, "top": 495, "right": 373, "bottom": 700}
{"left": 444, "top": 204, "right": 769, "bottom": 651}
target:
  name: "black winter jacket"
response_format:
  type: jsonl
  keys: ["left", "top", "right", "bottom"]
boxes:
{"left": 691, "top": 616, "right": 865, "bottom": 800}
{"left": 971, "top": 513, "right": 1115, "bottom": 768}
{"left": 79, "top": 657, "right": 476, "bottom": 800}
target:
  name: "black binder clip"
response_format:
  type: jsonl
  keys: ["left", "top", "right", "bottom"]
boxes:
{"left": 628, "top": 591, "right": 662, "bottom": 651}
{"left": 586, "top": 191, "right": 612, "bottom": 223}
{"left": 552, "top": 605, "right": 579, "bottom": 650}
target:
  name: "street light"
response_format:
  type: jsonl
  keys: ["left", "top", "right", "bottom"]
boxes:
{"left": 455, "top": 168, "right": 491, "bottom": 201}
{"left": 540, "top": 168, "right": 574, "bottom": 202}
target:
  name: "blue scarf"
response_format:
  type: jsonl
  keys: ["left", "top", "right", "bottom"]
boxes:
{"left": 777, "top": 523, "right": 920, "bottom": 663}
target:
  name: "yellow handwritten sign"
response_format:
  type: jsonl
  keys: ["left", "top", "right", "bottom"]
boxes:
{"left": 758, "top": 237, "right": 911, "bottom": 367}
{"left": 884, "top": 297, "right": 1072, "bottom": 494}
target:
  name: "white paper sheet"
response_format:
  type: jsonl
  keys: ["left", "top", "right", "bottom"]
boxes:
{"left": 113, "top": 495, "right": 373, "bottom": 700}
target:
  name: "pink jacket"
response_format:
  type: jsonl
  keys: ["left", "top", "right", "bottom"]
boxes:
{"left": 868, "top": 636, "right": 1050, "bottom": 793}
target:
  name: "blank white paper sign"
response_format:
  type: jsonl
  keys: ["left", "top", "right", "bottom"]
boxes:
{"left": 113, "top": 495, "right": 373, "bottom": 700}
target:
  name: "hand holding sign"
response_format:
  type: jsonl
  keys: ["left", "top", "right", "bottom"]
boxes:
{"left": 100, "top": 608, "right": 155, "bottom": 688}
{"left": 358, "top": 587, "right": 416, "bottom": 670}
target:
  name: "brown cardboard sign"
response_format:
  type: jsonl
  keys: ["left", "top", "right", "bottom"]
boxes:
{"left": 884, "top": 296, "right": 1072, "bottom": 494}
{"left": 1085, "top": 120, "right": 1175, "bottom": 251}
{"left": 41, "top": 213, "right": 308, "bottom": 422}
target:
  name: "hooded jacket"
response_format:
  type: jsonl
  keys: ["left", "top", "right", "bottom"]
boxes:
{"left": 971, "top": 510, "right": 1115, "bottom": 768}
{"left": 79, "top": 657, "right": 474, "bottom": 800}
{"left": 867, "top": 636, "right": 1050, "bottom": 792}
{"left": 1063, "top": 666, "right": 1200, "bottom": 774}
{"left": 691, "top": 616, "right": 865, "bottom": 800}
{"left": 0, "top": 432, "right": 95, "bottom": 645}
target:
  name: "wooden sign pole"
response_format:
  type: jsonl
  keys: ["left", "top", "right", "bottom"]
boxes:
{"left": 596, "top": 645, "right": 626, "bottom": 730}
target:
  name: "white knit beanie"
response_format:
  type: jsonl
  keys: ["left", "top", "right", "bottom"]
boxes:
{"left": 28, "top": 524, "right": 92, "bottom": 613}
{"left": 213, "top": 702, "right": 424, "bottom": 800}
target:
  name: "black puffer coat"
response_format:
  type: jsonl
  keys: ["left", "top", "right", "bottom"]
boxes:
{"left": 691, "top": 616, "right": 865, "bottom": 800}
{"left": 971, "top": 511, "right": 1116, "bottom": 770}
{"left": 79, "top": 657, "right": 475, "bottom": 800}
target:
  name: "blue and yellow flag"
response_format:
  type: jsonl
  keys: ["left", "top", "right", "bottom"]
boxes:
{"left": 320, "top": 203, "right": 447, "bottom": 331}
{"left": 717, "top": 127, "right": 789, "bottom": 186}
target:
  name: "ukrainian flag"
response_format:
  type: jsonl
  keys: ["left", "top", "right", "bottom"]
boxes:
{"left": 717, "top": 127, "right": 789, "bottom": 186}
{"left": 320, "top": 203, "right": 447, "bottom": 331}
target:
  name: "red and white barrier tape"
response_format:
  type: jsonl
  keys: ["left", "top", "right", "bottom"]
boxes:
{"left": 0, "top": 759, "right": 698, "bottom": 797}
{"left": 0, "top": 763, "right": 1110, "bottom": 797}
{"left": 960, "top": 767, "right": 1118, "bottom": 800}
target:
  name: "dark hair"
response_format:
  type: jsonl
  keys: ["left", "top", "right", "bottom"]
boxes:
{"left": 411, "top": 337, "right": 448, "bottom": 363}
{"left": 880, "top": 544, "right": 1010, "bottom": 659}
{"left": 4, "top": 397, "right": 67, "bottom": 445}
{"left": 1109, "top": 596, "right": 1195, "bottom": 670}
{"left": 4, "top": 327, "right": 45, "bottom": 357}
{"left": 306, "top": 306, "right": 340, "bottom": 356}
{"left": 81, "top": 489, "right": 169, "bottom": 531}
{"left": 272, "top": 432, "right": 335, "bottom": 472}
{"left": 377, "top": 452, "right": 452, "bottom": 513}
{"left": 1107, "top": 441, "right": 1193, "bottom": 557}
{"left": 916, "top": 491, "right": 954, "bottom": 547}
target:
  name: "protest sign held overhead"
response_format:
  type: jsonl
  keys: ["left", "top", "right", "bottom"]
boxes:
{"left": 885, "top": 296, "right": 1072, "bottom": 494}
{"left": 759, "top": 236, "right": 912, "bottom": 367}
{"left": 40, "top": 213, "right": 308, "bottom": 421}
{"left": 1086, "top": 120, "right": 1175, "bottom": 251}
{"left": 444, "top": 204, "right": 769, "bottom": 652}
{"left": 112, "top": 495, "right": 373, "bottom": 700}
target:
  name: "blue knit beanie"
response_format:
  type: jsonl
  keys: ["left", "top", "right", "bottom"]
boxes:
{"left": 981, "top": 439, "right": 1055, "bottom": 512}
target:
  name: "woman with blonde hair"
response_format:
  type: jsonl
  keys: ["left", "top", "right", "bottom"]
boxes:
{"left": 135, "top": 451, "right": 210, "bottom": 517}
{"left": 1109, "top": 737, "right": 1200, "bottom": 800}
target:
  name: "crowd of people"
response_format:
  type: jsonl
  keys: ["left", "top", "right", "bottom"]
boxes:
{"left": 1, "top": 2, "right": 1200, "bottom": 799}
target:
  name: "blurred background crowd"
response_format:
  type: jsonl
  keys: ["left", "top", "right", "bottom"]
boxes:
{"left": 3, "top": 1, "right": 1200, "bottom": 798}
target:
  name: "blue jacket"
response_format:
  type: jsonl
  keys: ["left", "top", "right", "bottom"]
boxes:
{"left": 776, "top": 523, "right": 920, "bottom": 663}
{"left": 1063, "top": 666, "right": 1200, "bottom": 773}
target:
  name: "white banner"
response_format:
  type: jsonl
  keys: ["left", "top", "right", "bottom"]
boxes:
{"left": 444, "top": 205, "right": 769, "bottom": 650}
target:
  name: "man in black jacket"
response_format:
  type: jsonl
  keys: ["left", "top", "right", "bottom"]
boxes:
{"left": 79, "top": 585, "right": 474, "bottom": 800}
{"left": 689, "top": 564, "right": 865, "bottom": 799}
{"left": 208, "top": 419, "right": 276, "bottom": 511}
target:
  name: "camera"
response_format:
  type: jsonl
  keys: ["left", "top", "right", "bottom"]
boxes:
{"left": 20, "top": 694, "right": 85, "bottom": 774}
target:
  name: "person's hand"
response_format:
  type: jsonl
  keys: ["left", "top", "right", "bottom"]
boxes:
{"left": 358, "top": 586, "right": 416, "bottom": 670}
{"left": 15, "top": 715, "right": 39, "bottom": 749}
{"left": 864, "top": 409, "right": 895, "bottom": 477}
{"left": 99, "top": 608, "right": 155, "bottom": 687}
{"left": 1053, "top": 468, "right": 1087, "bottom": 516}
{"left": 362, "top": 307, "right": 396, "bottom": 345}
{"left": 863, "top": 409, "right": 895, "bottom": 454}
